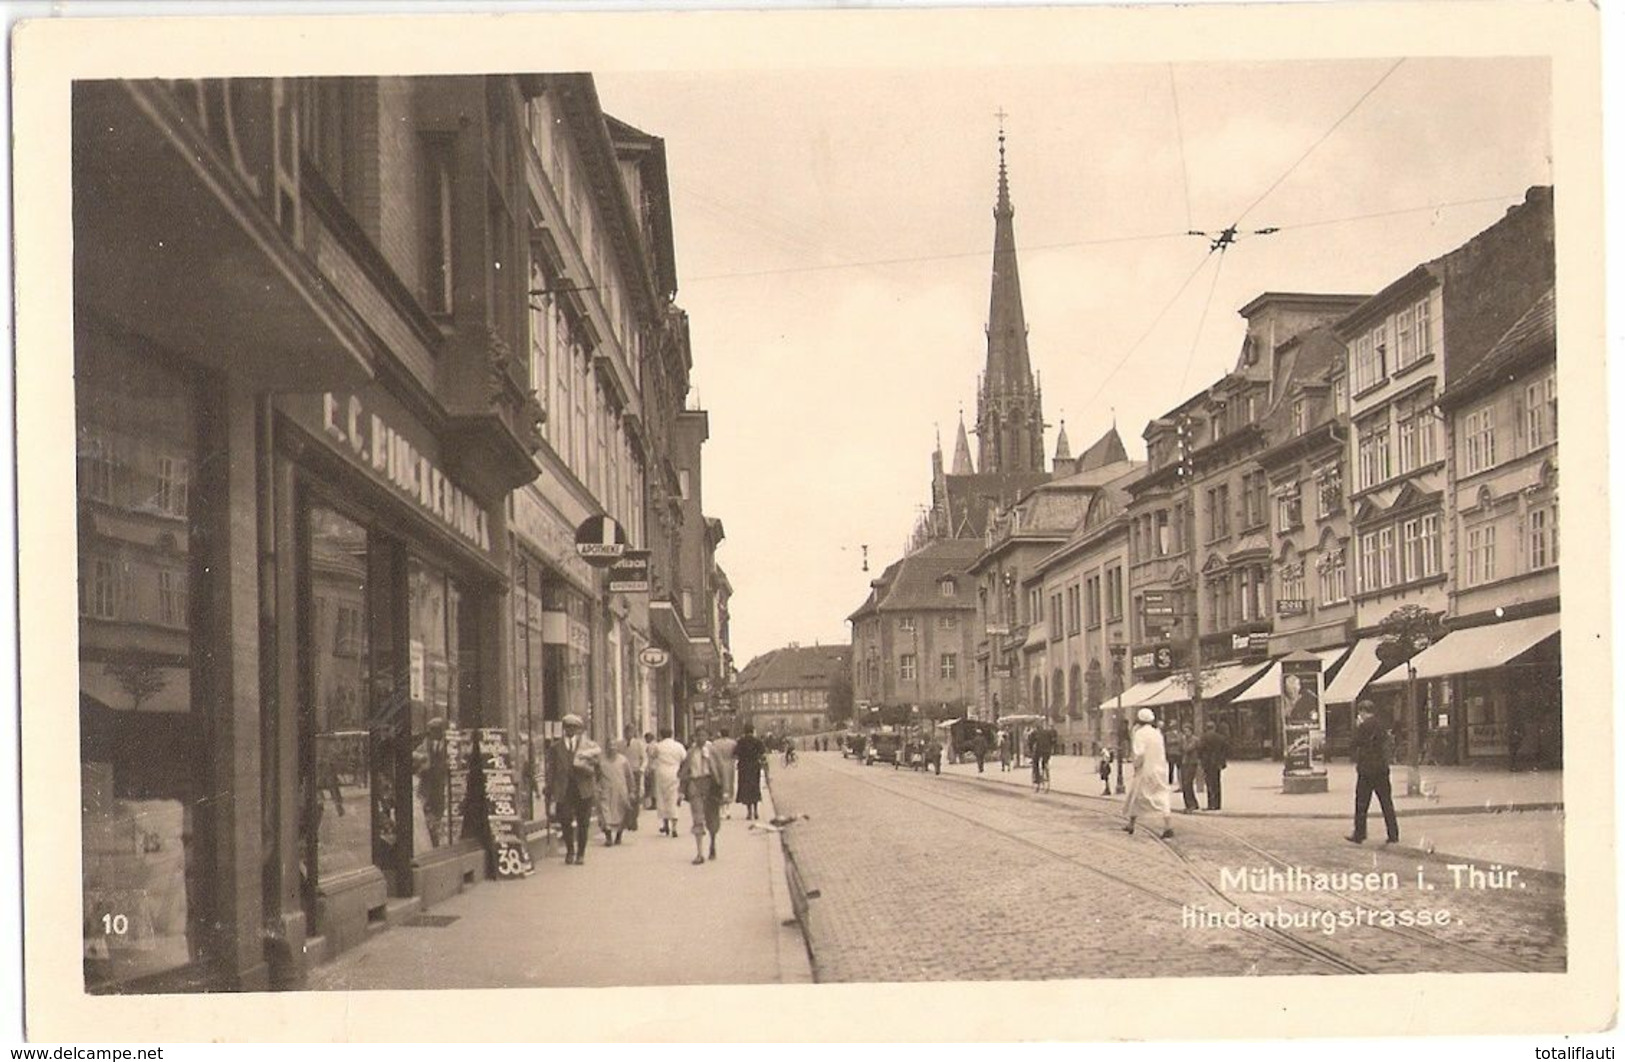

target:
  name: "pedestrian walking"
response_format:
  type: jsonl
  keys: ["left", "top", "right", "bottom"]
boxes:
{"left": 679, "top": 726, "right": 727, "bottom": 865}
{"left": 972, "top": 730, "right": 989, "bottom": 774}
{"left": 927, "top": 733, "right": 943, "bottom": 775}
{"left": 650, "top": 728, "right": 686, "bottom": 838}
{"left": 1122, "top": 708, "right": 1174, "bottom": 838}
{"left": 621, "top": 726, "right": 645, "bottom": 831}
{"left": 734, "top": 723, "right": 767, "bottom": 820}
{"left": 1197, "top": 721, "right": 1229, "bottom": 811}
{"left": 711, "top": 727, "right": 738, "bottom": 818}
{"left": 1030, "top": 723, "right": 1054, "bottom": 791}
{"left": 1178, "top": 725, "right": 1201, "bottom": 812}
{"left": 1097, "top": 748, "right": 1113, "bottom": 795}
{"left": 998, "top": 730, "right": 1011, "bottom": 772}
{"left": 642, "top": 731, "right": 658, "bottom": 810}
{"left": 596, "top": 740, "right": 637, "bottom": 847}
{"left": 544, "top": 714, "right": 601, "bottom": 865}
{"left": 1347, "top": 700, "right": 1400, "bottom": 845}
{"left": 1164, "top": 721, "right": 1185, "bottom": 786}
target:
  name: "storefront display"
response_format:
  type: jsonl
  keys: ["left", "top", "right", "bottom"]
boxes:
{"left": 78, "top": 335, "right": 212, "bottom": 991}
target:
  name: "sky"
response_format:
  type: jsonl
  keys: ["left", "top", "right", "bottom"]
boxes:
{"left": 592, "top": 57, "right": 1552, "bottom": 668}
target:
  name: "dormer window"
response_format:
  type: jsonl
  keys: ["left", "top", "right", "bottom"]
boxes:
{"left": 938, "top": 577, "right": 958, "bottom": 598}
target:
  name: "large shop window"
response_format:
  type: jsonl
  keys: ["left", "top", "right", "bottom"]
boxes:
{"left": 303, "top": 504, "right": 483, "bottom": 902}
{"left": 79, "top": 339, "right": 212, "bottom": 991}
{"left": 407, "top": 557, "right": 478, "bottom": 853}
{"left": 306, "top": 507, "right": 377, "bottom": 882}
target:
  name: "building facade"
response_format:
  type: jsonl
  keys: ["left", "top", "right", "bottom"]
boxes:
{"left": 1028, "top": 469, "right": 1140, "bottom": 754}
{"left": 74, "top": 74, "right": 725, "bottom": 995}
{"left": 1413, "top": 288, "right": 1559, "bottom": 766}
{"left": 1340, "top": 187, "right": 1554, "bottom": 762}
{"left": 736, "top": 645, "right": 849, "bottom": 736}
{"left": 849, "top": 539, "right": 982, "bottom": 721}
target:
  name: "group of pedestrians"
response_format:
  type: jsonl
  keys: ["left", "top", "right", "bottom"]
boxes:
{"left": 1112, "top": 710, "right": 1231, "bottom": 837}
{"left": 1112, "top": 698, "right": 1402, "bottom": 847}
{"left": 541, "top": 715, "right": 773, "bottom": 869}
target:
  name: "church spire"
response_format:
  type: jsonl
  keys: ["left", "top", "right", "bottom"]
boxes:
{"left": 952, "top": 410, "right": 975, "bottom": 475}
{"left": 975, "top": 112, "right": 1045, "bottom": 475}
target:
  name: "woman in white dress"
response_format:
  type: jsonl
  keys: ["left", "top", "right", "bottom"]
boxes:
{"left": 650, "top": 727, "right": 687, "bottom": 837}
{"left": 1122, "top": 707, "right": 1174, "bottom": 839}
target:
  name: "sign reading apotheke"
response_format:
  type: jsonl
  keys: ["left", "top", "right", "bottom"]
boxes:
{"left": 308, "top": 392, "right": 492, "bottom": 552}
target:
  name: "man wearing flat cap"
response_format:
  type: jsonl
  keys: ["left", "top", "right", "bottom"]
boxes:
{"left": 545, "top": 714, "right": 601, "bottom": 865}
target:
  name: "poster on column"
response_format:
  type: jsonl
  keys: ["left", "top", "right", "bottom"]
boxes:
{"left": 1280, "top": 656, "right": 1325, "bottom": 777}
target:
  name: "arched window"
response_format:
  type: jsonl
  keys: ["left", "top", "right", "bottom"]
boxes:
{"left": 1052, "top": 668, "right": 1064, "bottom": 716}
{"left": 1031, "top": 675, "right": 1043, "bottom": 712}
{"left": 1068, "top": 664, "right": 1083, "bottom": 720}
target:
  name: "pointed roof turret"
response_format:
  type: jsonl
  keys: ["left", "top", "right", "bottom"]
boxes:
{"left": 952, "top": 412, "right": 975, "bottom": 475}
{"left": 1053, "top": 418, "right": 1072, "bottom": 465}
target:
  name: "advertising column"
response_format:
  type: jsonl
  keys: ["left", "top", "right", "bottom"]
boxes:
{"left": 1280, "top": 651, "right": 1328, "bottom": 794}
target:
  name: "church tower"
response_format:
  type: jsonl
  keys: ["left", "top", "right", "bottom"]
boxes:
{"left": 974, "top": 117, "right": 1047, "bottom": 475}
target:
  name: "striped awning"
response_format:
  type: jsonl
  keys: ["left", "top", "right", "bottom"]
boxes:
{"left": 1228, "top": 648, "right": 1349, "bottom": 704}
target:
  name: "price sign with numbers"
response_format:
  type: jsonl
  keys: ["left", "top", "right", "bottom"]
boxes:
{"left": 470, "top": 727, "right": 534, "bottom": 879}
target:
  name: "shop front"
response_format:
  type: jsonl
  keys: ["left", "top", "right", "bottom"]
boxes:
{"left": 1370, "top": 612, "right": 1561, "bottom": 768}
{"left": 74, "top": 80, "right": 379, "bottom": 994}
{"left": 509, "top": 487, "right": 601, "bottom": 845}
{"left": 273, "top": 388, "right": 508, "bottom": 960}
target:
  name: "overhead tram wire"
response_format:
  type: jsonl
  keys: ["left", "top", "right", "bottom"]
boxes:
{"left": 1177, "top": 245, "right": 1230, "bottom": 395}
{"left": 1235, "top": 57, "right": 1408, "bottom": 226}
{"left": 678, "top": 192, "right": 1502, "bottom": 286}
{"left": 1076, "top": 248, "right": 1219, "bottom": 416}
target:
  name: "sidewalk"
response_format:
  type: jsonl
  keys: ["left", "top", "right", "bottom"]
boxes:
{"left": 943, "top": 753, "right": 1562, "bottom": 817}
{"left": 306, "top": 785, "right": 811, "bottom": 990}
{"left": 937, "top": 753, "right": 1566, "bottom": 875}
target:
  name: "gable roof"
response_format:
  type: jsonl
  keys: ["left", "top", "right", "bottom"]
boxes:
{"left": 850, "top": 539, "right": 982, "bottom": 620}
{"left": 737, "top": 645, "right": 850, "bottom": 693}
{"left": 1075, "top": 426, "right": 1129, "bottom": 471}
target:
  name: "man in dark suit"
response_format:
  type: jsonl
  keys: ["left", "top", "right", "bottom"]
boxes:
{"left": 1196, "top": 721, "right": 1229, "bottom": 811}
{"left": 1347, "top": 700, "right": 1400, "bottom": 844}
{"left": 544, "top": 713, "right": 601, "bottom": 865}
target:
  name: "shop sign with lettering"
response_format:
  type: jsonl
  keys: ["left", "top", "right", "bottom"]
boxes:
{"left": 512, "top": 489, "right": 595, "bottom": 590}
{"left": 1276, "top": 598, "right": 1308, "bottom": 617}
{"left": 287, "top": 392, "right": 494, "bottom": 552}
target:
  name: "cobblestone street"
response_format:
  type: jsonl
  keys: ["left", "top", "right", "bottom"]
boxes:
{"left": 769, "top": 753, "right": 1566, "bottom": 983}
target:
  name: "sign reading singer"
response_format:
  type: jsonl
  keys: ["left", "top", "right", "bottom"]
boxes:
{"left": 574, "top": 515, "right": 628, "bottom": 567}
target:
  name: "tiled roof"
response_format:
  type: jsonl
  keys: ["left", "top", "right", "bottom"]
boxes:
{"left": 737, "top": 645, "right": 850, "bottom": 692}
{"left": 1075, "top": 427, "right": 1128, "bottom": 471}
{"left": 941, "top": 472, "right": 1052, "bottom": 537}
{"left": 870, "top": 539, "right": 983, "bottom": 613}
{"left": 1440, "top": 288, "right": 1555, "bottom": 408}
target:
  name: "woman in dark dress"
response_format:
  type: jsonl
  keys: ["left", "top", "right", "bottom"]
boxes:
{"left": 734, "top": 723, "right": 767, "bottom": 820}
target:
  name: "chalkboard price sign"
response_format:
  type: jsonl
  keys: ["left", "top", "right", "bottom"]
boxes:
{"left": 472, "top": 728, "right": 534, "bottom": 879}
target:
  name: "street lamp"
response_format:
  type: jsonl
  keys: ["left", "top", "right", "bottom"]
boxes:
{"left": 1377, "top": 605, "right": 1445, "bottom": 798}
{"left": 1109, "top": 642, "right": 1127, "bottom": 795}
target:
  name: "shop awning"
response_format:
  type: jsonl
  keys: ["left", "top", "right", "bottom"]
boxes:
{"left": 1371, "top": 613, "right": 1561, "bottom": 686}
{"left": 1098, "top": 679, "right": 1172, "bottom": 711}
{"left": 1228, "top": 648, "right": 1349, "bottom": 704}
{"left": 1323, "top": 638, "right": 1390, "bottom": 704}
{"left": 1137, "top": 662, "right": 1271, "bottom": 708}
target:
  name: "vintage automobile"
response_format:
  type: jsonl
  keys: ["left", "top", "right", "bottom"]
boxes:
{"left": 866, "top": 731, "right": 902, "bottom": 766}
